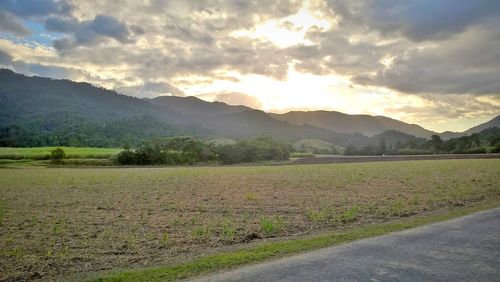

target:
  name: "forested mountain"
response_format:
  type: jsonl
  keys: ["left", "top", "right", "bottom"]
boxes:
{"left": 1, "top": 69, "right": 497, "bottom": 149}
{"left": 0, "top": 69, "right": 367, "bottom": 147}
{"left": 0, "top": 69, "right": 210, "bottom": 147}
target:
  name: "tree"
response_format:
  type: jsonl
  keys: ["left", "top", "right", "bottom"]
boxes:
{"left": 116, "top": 149, "right": 136, "bottom": 165}
{"left": 377, "top": 139, "right": 387, "bottom": 155}
{"left": 429, "top": 135, "right": 443, "bottom": 153}
{"left": 50, "top": 148, "right": 65, "bottom": 164}
{"left": 344, "top": 145, "right": 357, "bottom": 155}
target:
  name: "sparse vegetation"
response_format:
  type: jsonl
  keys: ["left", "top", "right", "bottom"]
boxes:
{"left": 0, "top": 159, "right": 499, "bottom": 280}
{"left": 94, "top": 202, "right": 500, "bottom": 282}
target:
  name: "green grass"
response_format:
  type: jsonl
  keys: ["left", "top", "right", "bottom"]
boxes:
{"left": 94, "top": 201, "right": 499, "bottom": 282}
{"left": 0, "top": 147, "right": 122, "bottom": 160}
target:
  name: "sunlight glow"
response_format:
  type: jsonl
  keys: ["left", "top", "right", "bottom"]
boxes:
{"left": 230, "top": 7, "right": 331, "bottom": 48}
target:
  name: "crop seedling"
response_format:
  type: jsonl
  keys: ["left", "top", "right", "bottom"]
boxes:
{"left": 260, "top": 216, "right": 285, "bottom": 236}
{"left": 192, "top": 226, "right": 212, "bottom": 242}
{"left": 389, "top": 200, "right": 409, "bottom": 217}
{"left": 160, "top": 233, "right": 170, "bottom": 248}
{"left": 219, "top": 219, "right": 237, "bottom": 242}
{"left": 245, "top": 192, "right": 258, "bottom": 201}
{"left": 336, "top": 206, "right": 360, "bottom": 223}
{"left": 306, "top": 207, "right": 331, "bottom": 223}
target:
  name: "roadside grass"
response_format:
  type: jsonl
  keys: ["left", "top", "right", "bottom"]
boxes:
{"left": 94, "top": 201, "right": 499, "bottom": 282}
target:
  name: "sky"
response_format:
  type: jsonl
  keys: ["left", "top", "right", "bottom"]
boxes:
{"left": 0, "top": 0, "right": 499, "bottom": 132}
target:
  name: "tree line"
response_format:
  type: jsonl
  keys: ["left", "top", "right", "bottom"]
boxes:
{"left": 115, "top": 136, "right": 290, "bottom": 165}
{"left": 344, "top": 127, "right": 500, "bottom": 155}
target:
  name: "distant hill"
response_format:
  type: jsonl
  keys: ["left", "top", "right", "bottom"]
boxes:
{"left": 270, "top": 111, "right": 436, "bottom": 138}
{"left": 370, "top": 130, "right": 426, "bottom": 146}
{"left": 463, "top": 115, "right": 500, "bottom": 135}
{"left": 292, "top": 139, "right": 344, "bottom": 154}
{"left": 439, "top": 115, "right": 500, "bottom": 140}
{"left": 151, "top": 96, "right": 250, "bottom": 116}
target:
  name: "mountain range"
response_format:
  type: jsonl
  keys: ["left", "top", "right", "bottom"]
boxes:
{"left": 0, "top": 69, "right": 498, "bottom": 148}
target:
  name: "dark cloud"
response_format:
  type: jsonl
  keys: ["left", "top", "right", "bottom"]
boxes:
{"left": 89, "top": 15, "right": 132, "bottom": 43}
{"left": 47, "top": 14, "right": 134, "bottom": 50}
{"left": 0, "top": 0, "right": 72, "bottom": 18}
{"left": 3, "top": 0, "right": 499, "bottom": 103}
{"left": 327, "top": 0, "right": 500, "bottom": 42}
{"left": 45, "top": 17, "right": 79, "bottom": 33}
{"left": 284, "top": 1, "right": 500, "bottom": 96}
{"left": 0, "top": 11, "right": 31, "bottom": 36}
{"left": 41, "top": 0, "right": 300, "bottom": 79}
{"left": 353, "top": 24, "right": 500, "bottom": 95}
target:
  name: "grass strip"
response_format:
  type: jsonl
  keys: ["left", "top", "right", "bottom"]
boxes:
{"left": 94, "top": 201, "right": 499, "bottom": 282}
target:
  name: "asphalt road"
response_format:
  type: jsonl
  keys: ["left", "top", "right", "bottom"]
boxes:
{"left": 193, "top": 208, "right": 500, "bottom": 282}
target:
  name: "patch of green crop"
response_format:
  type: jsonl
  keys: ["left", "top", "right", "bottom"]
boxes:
{"left": 0, "top": 147, "right": 122, "bottom": 160}
{"left": 218, "top": 219, "right": 237, "bottom": 242}
{"left": 336, "top": 206, "right": 360, "bottom": 223}
{"left": 260, "top": 216, "right": 285, "bottom": 235}
{"left": 191, "top": 226, "right": 212, "bottom": 242}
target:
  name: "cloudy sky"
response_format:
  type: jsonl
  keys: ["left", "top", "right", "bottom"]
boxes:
{"left": 0, "top": 0, "right": 499, "bottom": 132}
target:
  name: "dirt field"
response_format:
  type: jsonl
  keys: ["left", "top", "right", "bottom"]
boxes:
{"left": 293, "top": 153, "right": 500, "bottom": 164}
{"left": 0, "top": 159, "right": 499, "bottom": 280}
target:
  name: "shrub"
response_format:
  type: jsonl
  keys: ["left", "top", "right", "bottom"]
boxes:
{"left": 116, "top": 149, "right": 136, "bottom": 165}
{"left": 491, "top": 142, "right": 500, "bottom": 153}
{"left": 114, "top": 137, "right": 291, "bottom": 166}
{"left": 217, "top": 137, "right": 290, "bottom": 164}
{"left": 465, "top": 147, "right": 487, "bottom": 154}
{"left": 50, "top": 148, "right": 65, "bottom": 164}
